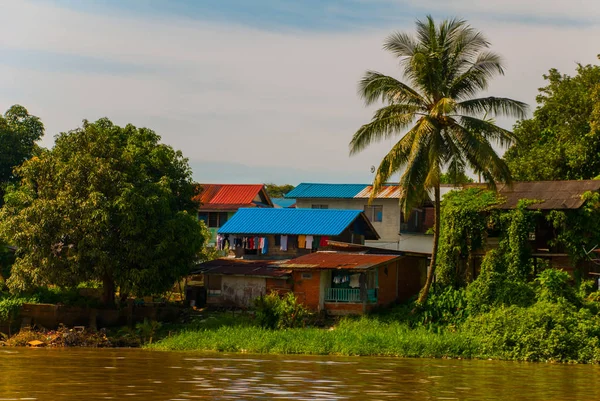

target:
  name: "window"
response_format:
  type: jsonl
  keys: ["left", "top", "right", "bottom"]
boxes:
{"left": 197, "top": 212, "right": 208, "bottom": 224}
{"left": 301, "top": 273, "right": 313, "bottom": 279}
{"left": 200, "top": 212, "right": 229, "bottom": 228}
{"left": 364, "top": 205, "right": 383, "bottom": 222}
{"left": 400, "top": 209, "right": 423, "bottom": 233}
{"left": 311, "top": 204, "right": 328, "bottom": 209}
{"left": 208, "top": 213, "right": 219, "bottom": 228}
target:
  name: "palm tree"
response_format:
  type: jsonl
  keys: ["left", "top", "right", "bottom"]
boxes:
{"left": 350, "top": 16, "right": 528, "bottom": 304}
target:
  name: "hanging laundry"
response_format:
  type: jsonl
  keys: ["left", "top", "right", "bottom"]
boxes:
{"left": 312, "top": 236, "right": 320, "bottom": 250}
{"left": 261, "top": 237, "right": 268, "bottom": 254}
{"left": 254, "top": 236, "right": 260, "bottom": 250}
{"left": 259, "top": 237, "right": 265, "bottom": 249}
{"left": 248, "top": 236, "right": 254, "bottom": 249}
{"left": 320, "top": 236, "right": 329, "bottom": 247}
{"left": 280, "top": 235, "right": 288, "bottom": 251}
{"left": 305, "top": 235, "right": 314, "bottom": 249}
{"left": 298, "top": 235, "right": 306, "bottom": 249}
{"left": 349, "top": 274, "right": 360, "bottom": 288}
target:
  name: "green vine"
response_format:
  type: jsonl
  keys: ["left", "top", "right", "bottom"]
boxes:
{"left": 436, "top": 188, "right": 502, "bottom": 287}
{"left": 437, "top": 190, "right": 541, "bottom": 286}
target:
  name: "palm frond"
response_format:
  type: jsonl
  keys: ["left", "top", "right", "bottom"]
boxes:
{"left": 449, "top": 122, "right": 512, "bottom": 185}
{"left": 349, "top": 106, "right": 420, "bottom": 155}
{"left": 457, "top": 97, "right": 529, "bottom": 119}
{"left": 358, "top": 71, "right": 427, "bottom": 107}
{"left": 458, "top": 115, "right": 517, "bottom": 148}
{"left": 449, "top": 51, "right": 505, "bottom": 99}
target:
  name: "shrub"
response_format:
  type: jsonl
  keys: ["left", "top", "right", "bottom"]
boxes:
{"left": 534, "top": 269, "right": 579, "bottom": 304}
{"left": 463, "top": 300, "right": 600, "bottom": 363}
{"left": 253, "top": 292, "right": 310, "bottom": 329}
{"left": 420, "top": 285, "right": 468, "bottom": 328}
{"left": 466, "top": 250, "right": 535, "bottom": 314}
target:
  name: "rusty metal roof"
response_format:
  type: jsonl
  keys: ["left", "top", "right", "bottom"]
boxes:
{"left": 496, "top": 180, "right": 600, "bottom": 210}
{"left": 280, "top": 252, "right": 401, "bottom": 270}
{"left": 354, "top": 185, "right": 402, "bottom": 199}
{"left": 194, "top": 184, "right": 272, "bottom": 209}
{"left": 192, "top": 258, "right": 291, "bottom": 278}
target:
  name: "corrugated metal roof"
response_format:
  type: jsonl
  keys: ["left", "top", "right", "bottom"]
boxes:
{"left": 271, "top": 198, "right": 297, "bottom": 208}
{"left": 496, "top": 180, "right": 600, "bottom": 210}
{"left": 194, "top": 184, "right": 269, "bottom": 208}
{"left": 280, "top": 252, "right": 401, "bottom": 270}
{"left": 284, "top": 183, "right": 367, "bottom": 199}
{"left": 193, "top": 258, "right": 291, "bottom": 278}
{"left": 354, "top": 185, "right": 402, "bottom": 199}
{"left": 218, "top": 208, "right": 379, "bottom": 239}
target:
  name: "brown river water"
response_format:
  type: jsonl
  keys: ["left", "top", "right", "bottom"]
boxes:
{"left": 1, "top": 348, "right": 599, "bottom": 400}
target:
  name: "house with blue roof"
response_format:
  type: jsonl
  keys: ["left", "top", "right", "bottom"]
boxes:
{"left": 217, "top": 208, "right": 379, "bottom": 259}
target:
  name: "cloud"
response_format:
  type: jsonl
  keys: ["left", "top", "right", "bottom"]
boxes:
{"left": 1, "top": 1, "right": 599, "bottom": 184}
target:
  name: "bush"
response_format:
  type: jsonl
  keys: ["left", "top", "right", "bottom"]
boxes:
{"left": 466, "top": 250, "right": 535, "bottom": 314}
{"left": 463, "top": 300, "right": 600, "bottom": 363}
{"left": 420, "top": 286, "right": 469, "bottom": 328}
{"left": 253, "top": 292, "right": 310, "bottom": 329}
{"left": 534, "top": 269, "right": 579, "bottom": 304}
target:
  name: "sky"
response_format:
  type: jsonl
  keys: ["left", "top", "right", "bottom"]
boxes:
{"left": 1, "top": 1, "right": 599, "bottom": 185}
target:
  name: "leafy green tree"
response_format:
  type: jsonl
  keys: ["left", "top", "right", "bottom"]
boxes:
{"left": 504, "top": 58, "right": 600, "bottom": 180}
{"left": 265, "top": 183, "right": 295, "bottom": 198}
{"left": 0, "top": 105, "right": 44, "bottom": 202}
{"left": 439, "top": 171, "right": 474, "bottom": 185}
{"left": 0, "top": 118, "right": 206, "bottom": 306}
{"left": 349, "top": 16, "right": 528, "bottom": 304}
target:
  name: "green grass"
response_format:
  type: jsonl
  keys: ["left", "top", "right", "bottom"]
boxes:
{"left": 148, "top": 316, "right": 480, "bottom": 358}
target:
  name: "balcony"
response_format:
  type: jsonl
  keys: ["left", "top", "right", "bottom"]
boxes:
{"left": 325, "top": 288, "right": 377, "bottom": 303}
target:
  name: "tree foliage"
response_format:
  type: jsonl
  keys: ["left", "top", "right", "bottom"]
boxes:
{"left": 0, "top": 105, "right": 44, "bottom": 202}
{"left": 504, "top": 58, "right": 600, "bottom": 180}
{"left": 265, "top": 183, "right": 295, "bottom": 198}
{"left": 349, "top": 16, "right": 527, "bottom": 303}
{"left": 0, "top": 118, "right": 206, "bottom": 305}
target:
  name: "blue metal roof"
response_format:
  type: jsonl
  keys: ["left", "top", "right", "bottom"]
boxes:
{"left": 271, "top": 198, "right": 296, "bottom": 208}
{"left": 218, "top": 208, "right": 378, "bottom": 238}
{"left": 284, "top": 183, "right": 367, "bottom": 199}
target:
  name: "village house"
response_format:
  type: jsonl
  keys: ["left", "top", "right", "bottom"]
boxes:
{"left": 191, "top": 259, "right": 291, "bottom": 308}
{"left": 194, "top": 184, "right": 273, "bottom": 245}
{"left": 487, "top": 180, "right": 600, "bottom": 275}
{"left": 216, "top": 208, "right": 380, "bottom": 258}
{"left": 279, "top": 252, "right": 420, "bottom": 315}
{"left": 285, "top": 183, "right": 456, "bottom": 253}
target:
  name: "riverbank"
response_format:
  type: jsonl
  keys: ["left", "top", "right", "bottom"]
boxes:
{"left": 149, "top": 316, "right": 478, "bottom": 358}
{"left": 147, "top": 298, "right": 600, "bottom": 364}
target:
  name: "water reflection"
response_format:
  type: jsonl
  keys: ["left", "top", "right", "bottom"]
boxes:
{"left": 0, "top": 348, "right": 599, "bottom": 400}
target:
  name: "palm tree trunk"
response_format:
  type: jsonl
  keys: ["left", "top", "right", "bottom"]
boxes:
{"left": 417, "top": 184, "right": 440, "bottom": 305}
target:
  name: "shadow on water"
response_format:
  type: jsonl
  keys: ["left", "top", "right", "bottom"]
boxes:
{"left": 1, "top": 348, "right": 600, "bottom": 400}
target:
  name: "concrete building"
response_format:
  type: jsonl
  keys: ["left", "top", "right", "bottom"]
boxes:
{"left": 285, "top": 183, "right": 456, "bottom": 253}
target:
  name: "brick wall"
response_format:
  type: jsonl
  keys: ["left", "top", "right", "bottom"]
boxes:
{"left": 397, "top": 256, "right": 427, "bottom": 301}
{"left": 377, "top": 262, "right": 399, "bottom": 306}
{"left": 291, "top": 270, "right": 322, "bottom": 310}
{"left": 324, "top": 302, "right": 375, "bottom": 315}
{"left": 423, "top": 207, "right": 435, "bottom": 232}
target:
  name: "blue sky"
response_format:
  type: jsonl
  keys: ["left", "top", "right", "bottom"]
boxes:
{"left": 2, "top": 1, "right": 600, "bottom": 184}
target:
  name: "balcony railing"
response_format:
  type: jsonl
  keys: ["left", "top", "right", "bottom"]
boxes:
{"left": 325, "top": 288, "right": 377, "bottom": 303}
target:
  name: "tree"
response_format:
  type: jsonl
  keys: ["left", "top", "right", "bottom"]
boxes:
{"left": 265, "top": 183, "right": 295, "bottom": 198}
{"left": 349, "top": 16, "right": 528, "bottom": 304}
{"left": 0, "top": 105, "right": 44, "bottom": 202}
{"left": 504, "top": 58, "right": 600, "bottom": 180}
{"left": 0, "top": 118, "right": 206, "bottom": 306}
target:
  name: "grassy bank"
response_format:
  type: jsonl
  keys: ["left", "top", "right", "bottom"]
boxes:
{"left": 149, "top": 316, "right": 479, "bottom": 358}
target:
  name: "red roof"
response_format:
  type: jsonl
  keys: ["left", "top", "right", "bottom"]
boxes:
{"left": 192, "top": 258, "right": 291, "bottom": 278}
{"left": 194, "top": 184, "right": 271, "bottom": 210}
{"left": 280, "top": 252, "right": 401, "bottom": 270}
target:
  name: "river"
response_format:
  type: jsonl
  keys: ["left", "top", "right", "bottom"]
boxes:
{"left": 1, "top": 348, "right": 599, "bottom": 400}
